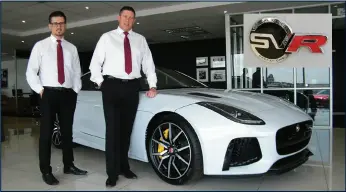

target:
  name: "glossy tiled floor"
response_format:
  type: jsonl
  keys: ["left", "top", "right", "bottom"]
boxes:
{"left": 1, "top": 116, "right": 345, "bottom": 191}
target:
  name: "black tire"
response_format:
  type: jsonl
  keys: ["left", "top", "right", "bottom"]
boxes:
{"left": 146, "top": 113, "right": 203, "bottom": 185}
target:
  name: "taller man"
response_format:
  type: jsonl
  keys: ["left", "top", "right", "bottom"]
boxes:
{"left": 89, "top": 6, "right": 158, "bottom": 187}
{"left": 26, "top": 11, "right": 87, "bottom": 186}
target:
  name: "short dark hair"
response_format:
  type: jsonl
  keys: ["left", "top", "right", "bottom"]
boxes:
{"left": 49, "top": 11, "right": 67, "bottom": 23}
{"left": 119, "top": 6, "right": 136, "bottom": 17}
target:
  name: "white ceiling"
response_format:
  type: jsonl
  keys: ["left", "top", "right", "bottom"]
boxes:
{"left": 1, "top": 1, "right": 343, "bottom": 55}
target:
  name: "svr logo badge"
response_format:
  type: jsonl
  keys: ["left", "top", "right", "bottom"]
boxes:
{"left": 249, "top": 17, "right": 328, "bottom": 64}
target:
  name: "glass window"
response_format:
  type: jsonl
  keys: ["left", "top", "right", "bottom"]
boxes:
{"left": 296, "top": 68, "right": 330, "bottom": 88}
{"left": 315, "top": 89, "right": 330, "bottom": 95}
{"left": 294, "top": 5, "right": 329, "bottom": 13}
{"left": 297, "top": 89, "right": 330, "bottom": 126}
{"left": 263, "top": 89, "right": 330, "bottom": 126}
{"left": 230, "top": 26, "right": 261, "bottom": 89}
{"left": 261, "top": 9, "right": 293, "bottom": 13}
{"left": 230, "top": 14, "right": 243, "bottom": 25}
{"left": 263, "top": 90, "right": 297, "bottom": 106}
{"left": 331, "top": 3, "right": 345, "bottom": 16}
{"left": 233, "top": 67, "right": 259, "bottom": 89}
{"left": 264, "top": 68, "right": 294, "bottom": 88}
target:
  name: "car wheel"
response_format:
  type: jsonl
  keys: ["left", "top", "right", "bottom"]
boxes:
{"left": 146, "top": 114, "right": 203, "bottom": 185}
{"left": 52, "top": 115, "right": 62, "bottom": 149}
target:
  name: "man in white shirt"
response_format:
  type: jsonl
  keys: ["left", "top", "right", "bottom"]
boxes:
{"left": 26, "top": 11, "right": 87, "bottom": 186}
{"left": 89, "top": 6, "right": 158, "bottom": 187}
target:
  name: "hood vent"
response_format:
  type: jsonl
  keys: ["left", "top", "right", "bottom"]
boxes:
{"left": 188, "top": 92, "right": 221, "bottom": 98}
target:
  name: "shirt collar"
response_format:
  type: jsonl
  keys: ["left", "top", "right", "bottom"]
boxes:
{"left": 50, "top": 34, "right": 64, "bottom": 43}
{"left": 115, "top": 26, "right": 133, "bottom": 35}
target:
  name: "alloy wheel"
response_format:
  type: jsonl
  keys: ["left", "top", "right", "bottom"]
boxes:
{"left": 149, "top": 122, "right": 192, "bottom": 180}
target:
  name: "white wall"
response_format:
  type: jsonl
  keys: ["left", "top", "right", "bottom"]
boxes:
{"left": 1, "top": 59, "right": 31, "bottom": 97}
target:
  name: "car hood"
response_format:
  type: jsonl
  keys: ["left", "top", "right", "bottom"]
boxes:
{"left": 158, "top": 88, "right": 304, "bottom": 113}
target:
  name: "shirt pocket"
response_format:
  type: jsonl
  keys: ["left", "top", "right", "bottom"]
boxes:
{"left": 63, "top": 48, "right": 74, "bottom": 69}
{"left": 130, "top": 41, "right": 142, "bottom": 62}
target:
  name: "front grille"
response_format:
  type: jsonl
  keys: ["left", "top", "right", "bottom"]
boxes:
{"left": 222, "top": 137, "right": 262, "bottom": 171}
{"left": 276, "top": 120, "right": 313, "bottom": 155}
{"left": 269, "top": 148, "right": 313, "bottom": 174}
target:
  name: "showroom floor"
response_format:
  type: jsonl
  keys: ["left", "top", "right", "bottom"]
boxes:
{"left": 1, "top": 116, "right": 345, "bottom": 191}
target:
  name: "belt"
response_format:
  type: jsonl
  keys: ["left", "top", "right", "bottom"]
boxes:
{"left": 104, "top": 75, "right": 138, "bottom": 82}
{"left": 43, "top": 86, "right": 71, "bottom": 90}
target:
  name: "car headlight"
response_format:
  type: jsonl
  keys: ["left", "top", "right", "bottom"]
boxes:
{"left": 197, "top": 102, "right": 265, "bottom": 125}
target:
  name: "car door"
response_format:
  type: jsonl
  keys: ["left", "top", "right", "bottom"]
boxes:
{"left": 73, "top": 73, "right": 106, "bottom": 140}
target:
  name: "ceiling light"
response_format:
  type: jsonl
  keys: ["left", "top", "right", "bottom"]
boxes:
{"left": 71, "top": 32, "right": 74, "bottom": 35}
{"left": 137, "top": 22, "right": 140, "bottom": 24}
{"left": 22, "top": 20, "right": 25, "bottom": 23}
{"left": 224, "top": 10, "right": 227, "bottom": 14}
{"left": 85, "top": 6, "right": 89, "bottom": 9}
{"left": 21, "top": 41, "right": 24, "bottom": 43}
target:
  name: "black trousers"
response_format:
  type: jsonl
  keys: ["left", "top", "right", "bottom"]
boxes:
{"left": 101, "top": 76, "right": 140, "bottom": 180}
{"left": 39, "top": 86, "right": 77, "bottom": 174}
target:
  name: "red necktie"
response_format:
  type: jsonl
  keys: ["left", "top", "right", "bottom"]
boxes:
{"left": 57, "top": 40, "right": 65, "bottom": 84}
{"left": 124, "top": 32, "right": 132, "bottom": 74}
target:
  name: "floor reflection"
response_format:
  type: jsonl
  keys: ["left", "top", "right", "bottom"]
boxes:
{"left": 1, "top": 116, "right": 344, "bottom": 191}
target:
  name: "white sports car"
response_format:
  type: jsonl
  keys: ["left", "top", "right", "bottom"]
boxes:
{"left": 52, "top": 67, "right": 314, "bottom": 185}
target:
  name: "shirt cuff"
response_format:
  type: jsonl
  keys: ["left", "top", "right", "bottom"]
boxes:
{"left": 148, "top": 81, "right": 157, "bottom": 89}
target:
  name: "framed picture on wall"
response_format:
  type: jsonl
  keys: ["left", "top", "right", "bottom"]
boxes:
{"left": 196, "top": 68, "right": 208, "bottom": 82}
{"left": 196, "top": 57, "right": 208, "bottom": 66}
{"left": 210, "top": 69, "right": 226, "bottom": 82}
{"left": 210, "top": 56, "right": 226, "bottom": 68}
{"left": 1, "top": 69, "right": 8, "bottom": 88}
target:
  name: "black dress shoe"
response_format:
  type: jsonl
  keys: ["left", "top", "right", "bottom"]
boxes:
{"left": 106, "top": 177, "right": 118, "bottom": 187}
{"left": 64, "top": 165, "right": 88, "bottom": 175}
{"left": 42, "top": 173, "right": 59, "bottom": 185}
{"left": 122, "top": 170, "right": 137, "bottom": 179}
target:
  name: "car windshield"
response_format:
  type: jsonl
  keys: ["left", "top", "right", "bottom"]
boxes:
{"left": 140, "top": 67, "right": 208, "bottom": 90}
{"left": 316, "top": 90, "right": 329, "bottom": 95}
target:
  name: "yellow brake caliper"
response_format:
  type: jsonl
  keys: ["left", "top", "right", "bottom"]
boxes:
{"left": 158, "top": 129, "right": 169, "bottom": 159}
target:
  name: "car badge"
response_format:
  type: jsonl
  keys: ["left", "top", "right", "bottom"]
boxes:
{"left": 169, "top": 147, "right": 174, "bottom": 154}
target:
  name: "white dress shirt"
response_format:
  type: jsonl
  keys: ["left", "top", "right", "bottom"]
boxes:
{"left": 26, "top": 34, "right": 82, "bottom": 94}
{"left": 89, "top": 27, "right": 157, "bottom": 89}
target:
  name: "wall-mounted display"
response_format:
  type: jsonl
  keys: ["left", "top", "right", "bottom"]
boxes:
{"left": 210, "top": 56, "right": 226, "bottom": 68}
{"left": 196, "top": 68, "right": 208, "bottom": 82}
{"left": 196, "top": 57, "right": 208, "bottom": 66}
{"left": 210, "top": 70, "right": 226, "bottom": 82}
